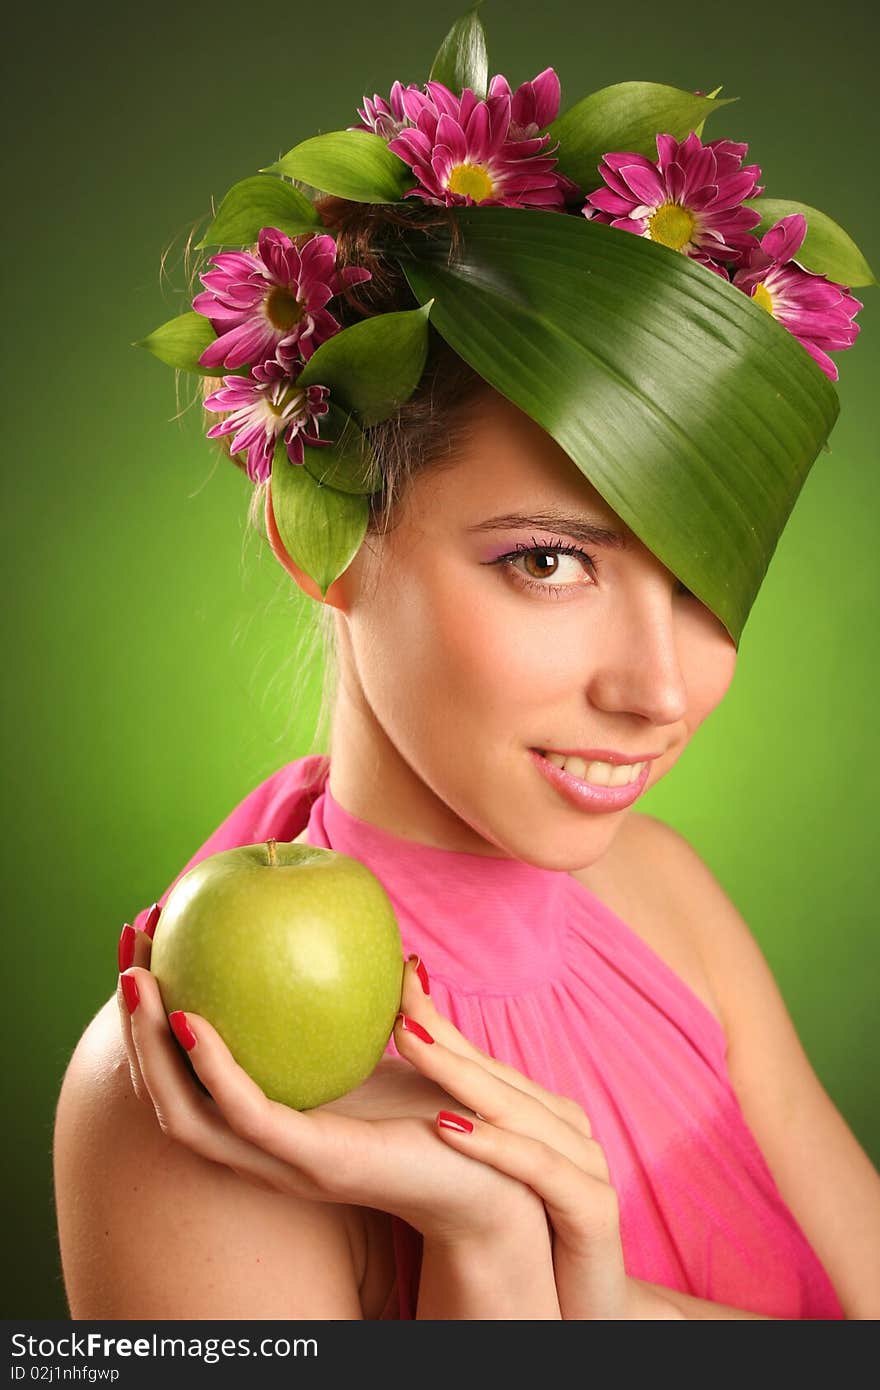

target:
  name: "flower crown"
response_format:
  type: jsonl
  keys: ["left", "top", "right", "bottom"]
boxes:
{"left": 137, "top": 1, "right": 874, "bottom": 645}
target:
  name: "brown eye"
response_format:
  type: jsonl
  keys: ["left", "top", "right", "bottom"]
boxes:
{"left": 487, "top": 539, "right": 600, "bottom": 598}
{"left": 523, "top": 550, "right": 561, "bottom": 579}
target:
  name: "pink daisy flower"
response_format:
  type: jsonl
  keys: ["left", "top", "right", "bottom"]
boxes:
{"left": 193, "top": 228, "right": 372, "bottom": 372}
{"left": 353, "top": 81, "right": 418, "bottom": 141}
{"left": 204, "top": 359, "right": 332, "bottom": 484}
{"left": 382, "top": 71, "right": 573, "bottom": 209}
{"left": 733, "top": 214, "right": 862, "bottom": 381}
{"left": 583, "top": 131, "right": 765, "bottom": 274}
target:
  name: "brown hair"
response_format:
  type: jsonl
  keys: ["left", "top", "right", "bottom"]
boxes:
{"left": 193, "top": 196, "right": 494, "bottom": 759}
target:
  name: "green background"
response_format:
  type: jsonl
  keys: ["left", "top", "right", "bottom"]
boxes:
{"left": 4, "top": 0, "right": 877, "bottom": 1318}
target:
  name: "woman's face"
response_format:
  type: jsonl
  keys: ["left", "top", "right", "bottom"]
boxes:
{"left": 331, "top": 389, "right": 737, "bottom": 869}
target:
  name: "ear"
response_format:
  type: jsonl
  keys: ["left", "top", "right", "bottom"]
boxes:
{"left": 264, "top": 481, "right": 351, "bottom": 610}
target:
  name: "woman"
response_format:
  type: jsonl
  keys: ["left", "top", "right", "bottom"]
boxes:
{"left": 53, "top": 376, "right": 880, "bottom": 1318}
{"left": 53, "top": 12, "right": 879, "bottom": 1320}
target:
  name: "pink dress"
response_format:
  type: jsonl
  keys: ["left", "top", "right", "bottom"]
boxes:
{"left": 132, "top": 754, "right": 845, "bottom": 1320}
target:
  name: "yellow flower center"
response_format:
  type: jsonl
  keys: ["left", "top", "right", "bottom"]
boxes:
{"left": 752, "top": 282, "right": 775, "bottom": 315}
{"left": 447, "top": 162, "right": 496, "bottom": 202}
{"left": 266, "top": 287, "right": 304, "bottom": 330}
{"left": 267, "top": 385, "right": 305, "bottom": 419}
{"left": 647, "top": 201, "right": 696, "bottom": 252}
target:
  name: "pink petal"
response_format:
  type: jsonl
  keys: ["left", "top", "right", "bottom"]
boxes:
{"left": 680, "top": 144, "right": 716, "bottom": 198}
{"left": 602, "top": 150, "right": 653, "bottom": 175}
{"left": 458, "top": 88, "right": 478, "bottom": 130}
{"left": 585, "top": 187, "right": 637, "bottom": 216}
{"left": 488, "top": 73, "right": 512, "bottom": 101}
{"left": 618, "top": 161, "right": 665, "bottom": 205}
{"left": 709, "top": 170, "right": 764, "bottom": 211}
{"left": 793, "top": 336, "right": 838, "bottom": 380}
{"left": 465, "top": 103, "right": 493, "bottom": 160}
{"left": 610, "top": 216, "right": 646, "bottom": 234}
{"left": 388, "top": 129, "right": 432, "bottom": 164}
{"left": 655, "top": 133, "right": 680, "bottom": 174}
{"left": 596, "top": 161, "right": 638, "bottom": 201}
{"left": 221, "top": 320, "right": 278, "bottom": 371}
{"left": 515, "top": 67, "right": 561, "bottom": 129}
{"left": 761, "top": 213, "right": 807, "bottom": 263}
{"left": 436, "top": 111, "right": 468, "bottom": 164}
{"left": 664, "top": 160, "right": 687, "bottom": 203}
{"left": 424, "top": 81, "right": 461, "bottom": 119}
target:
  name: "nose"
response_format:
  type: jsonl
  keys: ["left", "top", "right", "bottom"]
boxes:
{"left": 585, "top": 583, "right": 689, "bottom": 728}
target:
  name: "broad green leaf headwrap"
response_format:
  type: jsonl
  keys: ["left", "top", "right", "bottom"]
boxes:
{"left": 394, "top": 206, "right": 839, "bottom": 646}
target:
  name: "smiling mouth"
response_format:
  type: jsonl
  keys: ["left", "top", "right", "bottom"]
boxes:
{"left": 533, "top": 750, "right": 648, "bottom": 787}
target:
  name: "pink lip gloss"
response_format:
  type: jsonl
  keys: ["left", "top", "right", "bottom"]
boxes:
{"left": 528, "top": 748, "right": 650, "bottom": 813}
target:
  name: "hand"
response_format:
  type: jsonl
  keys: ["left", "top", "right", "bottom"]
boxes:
{"left": 385, "top": 971, "right": 639, "bottom": 1320}
{"left": 115, "top": 915, "right": 549, "bottom": 1253}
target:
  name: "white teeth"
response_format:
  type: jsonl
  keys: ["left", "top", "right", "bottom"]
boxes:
{"left": 541, "top": 752, "right": 646, "bottom": 787}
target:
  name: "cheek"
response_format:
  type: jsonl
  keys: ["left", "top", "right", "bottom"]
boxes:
{"left": 684, "top": 622, "right": 737, "bottom": 727}
{"left": 368, "top": 562, "right": 561, "bottom": 731}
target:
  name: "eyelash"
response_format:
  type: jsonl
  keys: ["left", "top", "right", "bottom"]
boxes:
{"left": 488, "top": 535, "right": 698, "bottom": 602}
{"left": 489, "top": 536, "right": 599, "bottom": 599}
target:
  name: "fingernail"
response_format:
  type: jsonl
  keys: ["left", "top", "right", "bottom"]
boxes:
{"left": 120, "top": 972, "right": 139, "bottom": 1016}
{"left": 437, "top": 1111, "right": 473, "bottom": 1134}
{"left": 143, "top": 902, "right": 161, "bottom": 939}
{"left": 396, "top": 1012, "right": 434, "bottom": 1044}
{"left": 168, "top": 1010, "right": 197, "bottom": 1051}
{"left": 408, "top": 953, "right": 430, "bottom": 996}
{"left": 118, "top": 924, "right": 136, "bottom": 974}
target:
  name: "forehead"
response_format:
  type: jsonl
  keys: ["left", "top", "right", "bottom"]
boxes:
{"left": 407, "top": 389, "right": 629, "bottom": 534}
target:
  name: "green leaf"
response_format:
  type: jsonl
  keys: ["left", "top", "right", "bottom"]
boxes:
{"left": 428, "top": 2, "right": 488, "bottom": 100}
{"left": 743, "top": 197, "right": 876, "bottom": 286}
{"left": 693, "top": 85, "right": 723, "bottom": 141}
{"left": 134, "top": 310, "right": 225, "bottom": 376}
{"left": 301, "top": 402, "right": 383, "bottom": 495}
{"left": 196, "top": 175, "right": 321, "bottom": 249}
{"left": 262, "top": 130, "right": 412, "bottom": 203}
{"left": 270, "top": 442, "right": 369, "bottom": 597}
{"left": 546, "top": 82, "right": 737, "bottom": 191}
{"left": 398, "top": 206, "right": 838, "bottom": 647}
{"left": 298, "top": 301, "right": 434, "bottom": 426}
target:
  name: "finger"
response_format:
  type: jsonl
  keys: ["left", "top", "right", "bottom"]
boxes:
{"left": 115, "top": 906, "right": 159, "bottom": 1103}
{"left": 151, "top": 990, "right": 393, "bottom": 1204}
{"left": 117, "top": 903, "right": 158, "bottom": 974}
{"left": 116, "top": 969, "right": 149, "bottom": 1104}
{"left": 393, "top": 1013, "right": 605, "bottom": 1180}
{"left": 400, "top": 955, "right": 593, "bottom": 1139}
{"left": 433, "top": 1111, "right": 621, "bottom": 1258}
{"left": 436, "top": 1110, "right": 630, "bottom": 1318}
{"left": 122, "top": 965, "right": 305, "bottom": 1194}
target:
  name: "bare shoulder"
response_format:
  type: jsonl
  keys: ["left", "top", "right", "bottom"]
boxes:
{"left": 572, "top": 811, "right": 725, "bottom": 1028}
{"left": 53, "top": 994, "right": 375, "bottom": 1318}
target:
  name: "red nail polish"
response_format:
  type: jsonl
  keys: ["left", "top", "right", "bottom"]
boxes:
{"left": 397, "top": 1013, "right": 434, "bottom": 1044}
{"left": 118, "top": 923, "right": 136, "bottom": 973}
{"left": 121, "top": 972, "right": 139, "bottom": 1015}
{"left": 408, "top": 953, "right": 430, "bottom": 996}
{"left": 169, "top": 1010, "right": 197, "bottom": 1051}
{"left": 143, "top": 902, "right": 161, "bottom": 939}
{"left": 437, "top": 1111, "right": 473, "bottom": 1134}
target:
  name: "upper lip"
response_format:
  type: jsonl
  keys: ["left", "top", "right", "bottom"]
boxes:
{"left": 534, "top": 747, "right": 662, "bottom": 766}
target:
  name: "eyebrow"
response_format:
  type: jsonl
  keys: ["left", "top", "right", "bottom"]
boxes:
{"left": 466, "top": 509, "right": 628, "bottom": 549}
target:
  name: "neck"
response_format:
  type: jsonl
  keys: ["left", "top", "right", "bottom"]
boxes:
{"left": 326, "top": 671, "right": 514, "bottom": 857}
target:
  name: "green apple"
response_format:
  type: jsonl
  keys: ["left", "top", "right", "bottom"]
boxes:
{"left": 149, "top": 838, "right": 404, "bottom": 1110}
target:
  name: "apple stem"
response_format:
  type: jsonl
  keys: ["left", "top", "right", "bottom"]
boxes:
{"left": 266, "top": 838, "right": 277, "bottom": 867}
